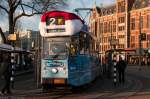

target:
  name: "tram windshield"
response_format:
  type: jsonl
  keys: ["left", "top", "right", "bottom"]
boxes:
{"left": 42, "top": 37, "right": 70, "bottom": 60}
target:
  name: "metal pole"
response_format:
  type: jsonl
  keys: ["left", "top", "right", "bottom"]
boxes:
{"left": 37, "top": 32, "right": 41, "bottom": 88}
{"left": 11, "top": 42, "right": 15, "bottom": 89}
{"left": 113, "top": 56, "right": 117, "bottom": 86}
{"left": 139, "top": 12, "right": 142, "bottom": 70}
{"left": 100, "top": 23, "right": 103, "bottom": 69}
{"left": 100, "top": 5, "right": 104, "bottom": 74}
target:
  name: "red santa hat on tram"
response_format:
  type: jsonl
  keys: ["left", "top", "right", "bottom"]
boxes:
{"left": 39, "top": 11, "right": 84, "bottom": 37}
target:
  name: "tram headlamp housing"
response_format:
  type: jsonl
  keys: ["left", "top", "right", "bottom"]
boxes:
{"left": 60, "top": 63, "right": 64, "bottom": 67}
{"left": 51, "top": 68, "right": 58, "bottom": 73}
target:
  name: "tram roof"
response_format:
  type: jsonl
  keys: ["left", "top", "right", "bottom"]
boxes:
{"left": 41, "top": 10, "right": 84, "bottom": 23}
{"left": 80, "top": 30, "right": 97, "bottom": 40}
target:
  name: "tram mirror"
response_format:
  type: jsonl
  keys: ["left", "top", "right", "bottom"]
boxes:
{"left": 148, "top": 49, "right": 150, "bottom": 53}
{"left": 70, "top": 44, "right": 77, "bottom": 55}
{"left": 66, "top": 43, "right": 69, "bottom": 48}
{"left": 83, "top": 34, "right": 86, "bottom": 38}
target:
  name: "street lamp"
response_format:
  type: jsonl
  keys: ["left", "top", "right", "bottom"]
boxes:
{"left": 138, "top": 12, "right": 146, "bottom": 70}
{"left": 100, "top": 4, "right": 104, "bottom": 67}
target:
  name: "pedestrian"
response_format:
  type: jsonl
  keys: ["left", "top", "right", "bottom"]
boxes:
{"left": 0, "top": 53, "right": 12, "bottom": 95}
{"left": 116, "top": 55, "right": 127, "bottom": 84}
{"left": 147, "top": 58, "right": 150, "bottom": 68}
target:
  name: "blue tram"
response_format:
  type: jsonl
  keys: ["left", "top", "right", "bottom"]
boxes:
{"left": 39, "top": 11, "right": 101, "bottom": 89}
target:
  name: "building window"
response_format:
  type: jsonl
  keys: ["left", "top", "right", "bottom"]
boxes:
{"left": 95, "top": 22, "right": 97, "bottom": 37}
{"left": 131, "top": 36, "right": 135, "bottom": 42}
{"left": 118, "top": 44, "right": 125, "bottom": 49}
{"left": 140, "top": 16, "right": 143, "bottom": 29}
{"left": 131, "top": 44, "right": 135, "bottom": 48}
{"left": 118, "top": 35, "right": 125, "bottom": 38}
{"left": 104, "top": 22, "right": 107, "bottom": 33}
{"left": 118, "top": 1, "right": 125, "bottom": 13}
{"left": 131, "top": 18, "right": 135, "bottom": 30}
{"left": 108, "top": 22, "right": 110, "bottom": 32}
{"left": 109, "top": 21, "right": 112, "bottom": 33}
{"left": 120, "top": 39, "right": 124, "bottom": 44}
{"left": 118, "top": 17, "right": 125, "bottom": 23}
{"left": 131, "top": 36, "right": 135, "bottom": 48}
{"left": 113, "top": 21, "right": 116, "bottom": 32}
{"left": 147, "top": 34, "right": 150, "bottom": 40}
{"left": 147, "top": 15, "right": 150, "bottom": 28}
{"left": 99, "top": 22, "right": 103, "bottom": 34}
{"left": 118, "top": 26, "right": 125, "bottom": 31}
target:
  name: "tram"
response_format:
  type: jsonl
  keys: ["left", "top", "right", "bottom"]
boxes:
{"left": 39, "top": 11, "right": 101, "bottom": 89}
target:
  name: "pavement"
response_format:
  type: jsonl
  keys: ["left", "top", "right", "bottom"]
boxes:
{"left": 127, "top": 65, "right": 150, "bottom": 79}
{"left": 15, "top": 69, "right": 34, "bottom": 76}
{"left": 1, "top": 65, "right": 150, "bottom": 98}
{"left": 8, "top": 65, "right": 139, "bottom": 96}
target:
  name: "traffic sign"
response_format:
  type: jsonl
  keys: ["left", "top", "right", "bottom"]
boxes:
{"left": 148, "top": 48, "right": 150, "bottom": 53}
{"left": 8, "top": 34, "right": 16, "bottom": 41}
{"left": 110, "top": 39, "right": 119, "bottom": 45}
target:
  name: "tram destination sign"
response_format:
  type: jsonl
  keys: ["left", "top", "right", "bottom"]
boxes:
{"left": 46, "top": 17, "right": 65, "bottom": 25}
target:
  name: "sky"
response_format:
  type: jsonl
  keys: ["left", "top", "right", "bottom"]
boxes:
{"left": 0, "top": 0, "right": 115, "bottom": 32}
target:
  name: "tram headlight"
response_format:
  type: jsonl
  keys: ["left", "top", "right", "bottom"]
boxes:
{"left": 60, "top": 63, "right": 64, "bottom": 67}
{"left": 51, "top": 68, "right": 58, "bottom": 74}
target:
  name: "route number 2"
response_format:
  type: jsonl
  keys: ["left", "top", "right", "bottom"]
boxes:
{"left": 49, "top": 18, "right": 56, "bottom": 25}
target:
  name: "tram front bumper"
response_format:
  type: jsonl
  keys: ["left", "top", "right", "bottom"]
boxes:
{"left": 42, "top": 78, "right": 67, "bottom": 85}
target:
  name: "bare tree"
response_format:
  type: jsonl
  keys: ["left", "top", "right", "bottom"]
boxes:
{"left": 0, "top": 0, "right": 68, "bottom": 35}
{"left": 14, "top": 12, "right": 23, "bottom": 33}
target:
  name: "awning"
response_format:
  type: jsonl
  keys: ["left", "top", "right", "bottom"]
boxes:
{"left": 0, "top": 44, "right": 12, "bottom": 51}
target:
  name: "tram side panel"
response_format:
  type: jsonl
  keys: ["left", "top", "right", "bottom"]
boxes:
{"left": 68, "top": 55, "right": 92, "bottom": 86}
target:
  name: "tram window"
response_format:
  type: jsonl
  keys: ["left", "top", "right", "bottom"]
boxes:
{"left": 79, "top": 33, "right": 90, "bottom": 54}
{"left": 70, "top": 37, "right": 78, "bottom": 55}
{"left": 70, "top": 44, "right": 77, "bottom": 55}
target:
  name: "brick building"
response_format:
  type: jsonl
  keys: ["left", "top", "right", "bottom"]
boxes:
{"left": 89, "top": 0, "right": 150, "bottom": 60}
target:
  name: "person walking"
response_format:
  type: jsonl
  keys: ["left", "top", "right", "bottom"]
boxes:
{"left": 116, "top": 55, "right": 127, "bottom": 84}
{"left": 0, "top": 53, "right": 12, "bottom": 95}
{"left": 147, "top": 58, "right": 150, "bottom": 68}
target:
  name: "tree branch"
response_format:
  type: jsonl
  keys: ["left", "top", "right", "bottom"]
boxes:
{"left": 13, "top": 0, "right": 21, "bottom": 12}
{"left": 21, "top": 3, "right": 41, "bottom": 13}
{"left": 12, "top": 0, "right": 17, "bottom": 6}
{"left": 20, "top": 3, "right": 25, "bottom": 13}
{"left": 0, "top": 5, "right": 9, "bottom": 13}
{"left": 13, "top": 12, "right": 41, "bottom": 27}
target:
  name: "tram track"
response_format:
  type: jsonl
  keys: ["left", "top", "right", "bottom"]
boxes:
{"left": 82, "top": 74, "right": 143, "bottom": 99}
{"left": 123, "top": 73, "right": 143, "bottom": 99}
{"left": 13, "top": 82, "right": 97, "bottom": 99}
{"left": 20, "top": 89, "right": 79, "bottom": 99}
{"left": 21, "top": 74, "right": 140, "bottom": 99}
